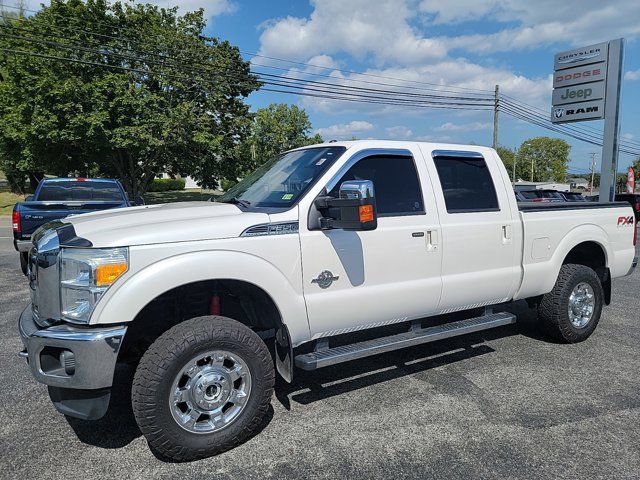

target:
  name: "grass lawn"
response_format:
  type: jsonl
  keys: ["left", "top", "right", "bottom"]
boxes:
{"left": 0, "top": 189, "right": 28, "bottom": 216}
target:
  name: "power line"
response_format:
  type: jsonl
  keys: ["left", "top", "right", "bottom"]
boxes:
{"left": 0, "top": 6, "right": 494, "bottom": 96}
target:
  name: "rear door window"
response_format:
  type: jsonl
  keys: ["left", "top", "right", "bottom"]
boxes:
{"left": 432, "top": 152, "right": 499, "bottom": 213}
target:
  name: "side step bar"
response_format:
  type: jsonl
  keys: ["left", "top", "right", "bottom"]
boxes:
{"left": 295, "top": 312, "right": 516, "bottom": 370}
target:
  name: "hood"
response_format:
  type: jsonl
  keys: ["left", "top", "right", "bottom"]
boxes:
{"left": 64, "top": 201, "right": 271, "bottom": 247}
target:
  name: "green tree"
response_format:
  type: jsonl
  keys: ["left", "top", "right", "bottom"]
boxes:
{"left": 240, "top": 103, "right": 323, "bottom": 174}
{"left": 0, "top": 0, "right": 260, "bottom": 195}
{"left": 496, "top": 146, "right": 526, "bottom": 182}
{"left": 515, "top": 137, "right": 570, "bottom": 182}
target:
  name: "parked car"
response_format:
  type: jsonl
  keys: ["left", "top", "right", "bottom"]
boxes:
{"left": 12, "top": 178, "right": 135, "bottom": 273}
{"left": 559, "top": 191, "right": 588, "bottom": 202}
{"left": 18, "top": 141, "right": 637, "bottom": 461}
{"left": 615, "top": 193, "right": 640, "bottom": 220}
{"left": 515, "top": 189, "right": 565, "bottom": 203}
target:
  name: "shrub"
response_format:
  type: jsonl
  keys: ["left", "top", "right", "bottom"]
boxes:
{"left": 148, "top": 178, "right": 186, "bottom": 192}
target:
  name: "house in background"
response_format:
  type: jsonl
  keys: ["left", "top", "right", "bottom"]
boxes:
{"left": 513, "top": 180, "right": 571, "bottom": 192}
{"left": 160, "top": 173, "right": 199, "bottom": 189}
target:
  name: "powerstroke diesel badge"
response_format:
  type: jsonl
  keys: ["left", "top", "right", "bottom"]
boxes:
{"left": 311, "top": 270, "right": 339, "bottom": 289}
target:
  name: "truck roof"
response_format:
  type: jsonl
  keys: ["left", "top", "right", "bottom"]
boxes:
{"left": 288, "top": 139, "right": 494, "bottom": 153}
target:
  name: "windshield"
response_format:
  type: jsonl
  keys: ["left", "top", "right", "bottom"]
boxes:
{"left": 37, "top": 181, "right": 125, "bottom": 201}
{"left": 218, "top": 146, "right": 346, "bottom": 208}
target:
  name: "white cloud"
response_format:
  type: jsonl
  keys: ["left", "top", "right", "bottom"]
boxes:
{"left": 434, "top": 121, "right": 492, "bottom": 132}
{"left": 138, "top": 0, "right": 236, "bottom": 19}
{"left": 625, "top": 70, "right": 640, "bottom": 82}
{"left": 315, "top": 120, "right": 374, "bottom": 139}
{"left": 258, "top": 0, "right": 447, "bottom": 66}
{"left": 423, "top": 0, "right": 640, "bottom": 53}
{"left": 385, "top": 125, "right": 413, "bottom": 139}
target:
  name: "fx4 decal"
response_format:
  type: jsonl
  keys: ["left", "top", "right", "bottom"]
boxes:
{"left": 617, "top": 216, "right": 634, "bottom": 227}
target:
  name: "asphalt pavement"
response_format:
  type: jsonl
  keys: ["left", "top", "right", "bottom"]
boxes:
{"left": 1, "top": 216, "right": 639, "bottom": 479}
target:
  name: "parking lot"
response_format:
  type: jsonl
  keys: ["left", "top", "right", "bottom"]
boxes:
{"left": 0, "top": 216, "right": 638, "bottom": 479}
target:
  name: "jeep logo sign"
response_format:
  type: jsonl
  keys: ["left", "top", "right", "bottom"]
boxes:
{"left": 551, "top": 100, "right": 604, "bottom": 124}
{"left": 552, "top": 81, "right": 605, "bottom": 106}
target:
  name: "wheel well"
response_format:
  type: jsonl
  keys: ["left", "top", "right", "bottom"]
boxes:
{"left": 118, "top": 279, "right": 282, "bottom": 363}
{"left": 563, "top": 241, "right": 611, "bottom": 305}
{"left": 563, "top": 241, "right": 606, "bottom": 271}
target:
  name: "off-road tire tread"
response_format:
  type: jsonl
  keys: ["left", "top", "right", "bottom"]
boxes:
{"left": 132, "top": 316, "right": 274, "bottom": 462}
{"left": 537, "top": 263, "right": 603, "bottom": 343}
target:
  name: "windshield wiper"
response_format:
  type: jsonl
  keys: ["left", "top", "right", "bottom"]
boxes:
{"left": 223, "top": 197, "right": 252, "bottom": 208}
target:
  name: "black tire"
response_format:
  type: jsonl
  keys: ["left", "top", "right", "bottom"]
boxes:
{"left": 132, "top": 316, "right": 275, "bottom": 462}
{"left": 537, "top": 264, "right": 604, "bottom": 343}
{"left": 20, "top": 252, "right": 28, "bottom": 275}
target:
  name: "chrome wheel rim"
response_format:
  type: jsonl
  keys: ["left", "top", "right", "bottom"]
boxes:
{"left": 169, "top": 350, "right": 251, "bottom": 434}
{"left": 568, "top": 282, "right": 595, "bottom": 328}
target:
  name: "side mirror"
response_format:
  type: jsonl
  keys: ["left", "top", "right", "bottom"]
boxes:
{"left": 314, "top": 180, "right": 377, "bottom": 231}
{"left": 134, "top": 196, "right": 145, "bottom": 206}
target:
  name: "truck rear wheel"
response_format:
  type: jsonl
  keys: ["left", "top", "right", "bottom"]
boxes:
{"left": 537, "top": 264, "right": 604, "bottom": 343}
{"left": 131, "top": 316, "right": 275, "bottom": 461}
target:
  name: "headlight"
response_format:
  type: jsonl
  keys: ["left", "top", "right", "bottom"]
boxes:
{"left": 60, "top": 247, "right": 129, "bottom": 323}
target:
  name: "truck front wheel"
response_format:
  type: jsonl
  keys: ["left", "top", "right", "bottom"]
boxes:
{"left": 537, "top": 264, "right": 604, "bottom": 343}
{"left": 131, "top": 316, "right": 275, "bottom": 461}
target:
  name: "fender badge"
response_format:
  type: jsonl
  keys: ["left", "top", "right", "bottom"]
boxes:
{"left": 311, "top": 270, "right": 339, "bottom": 289}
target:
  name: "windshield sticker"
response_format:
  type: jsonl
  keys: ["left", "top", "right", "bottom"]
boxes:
{"left": 282, "top": 193, "right": 294, "bottom": 200}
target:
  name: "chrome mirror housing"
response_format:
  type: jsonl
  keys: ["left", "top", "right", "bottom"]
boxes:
{"left": 338, "top": 180, "right": 375, "bottom": 200}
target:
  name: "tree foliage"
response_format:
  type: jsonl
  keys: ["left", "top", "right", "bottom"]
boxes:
{"left": 0, "top": 0, "right": 260, "bottom": 195}
{"left": 514, "top": 137, "right": 570, "bottom": 182}
{"left": 239, "top": 103, "right": 323, "bottom": 175}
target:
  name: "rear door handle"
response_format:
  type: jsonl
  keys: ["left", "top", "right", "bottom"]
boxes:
{"left": 502, "top": 225, "right": 512, "bottom": 244}
{"left": 426, "top": 230, "right": 438, "bottom": 252}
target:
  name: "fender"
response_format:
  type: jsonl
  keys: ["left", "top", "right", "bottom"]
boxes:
{"left": 515, "top": 223, "right": 611, "bottom": 300}
{"left": 90, "top": 249, "right": 311, "bottom": 348}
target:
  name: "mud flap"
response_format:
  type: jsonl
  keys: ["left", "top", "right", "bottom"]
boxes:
{"left": 275, "top": 324, "right": 293, "bottom": 383}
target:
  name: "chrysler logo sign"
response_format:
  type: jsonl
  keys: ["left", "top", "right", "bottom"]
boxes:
{"left": 557, "top": 49, "right": 601, "bottom": 65}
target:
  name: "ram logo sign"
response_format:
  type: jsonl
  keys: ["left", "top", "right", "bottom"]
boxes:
{"left": 551, "top": 101, "right": 603, "bottom": 123}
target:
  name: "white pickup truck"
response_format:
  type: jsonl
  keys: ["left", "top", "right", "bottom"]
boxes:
{"left": 18, "top": 141, "right": 637, "bottom": 461}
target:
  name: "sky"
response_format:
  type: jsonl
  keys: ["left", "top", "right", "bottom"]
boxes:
{"left": 7, "top": 0, "right": 640, "bottom": 175}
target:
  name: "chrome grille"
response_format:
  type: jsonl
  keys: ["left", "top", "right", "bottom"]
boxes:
{"left": 28, "top": 227, "right": 62, "bottom": 327}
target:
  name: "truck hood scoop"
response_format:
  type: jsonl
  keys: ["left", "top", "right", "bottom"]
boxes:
{"left": 64, "top": 201, "right": 270, "bottom": 247}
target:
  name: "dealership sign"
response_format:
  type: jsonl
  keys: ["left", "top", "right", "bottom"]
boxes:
{"left": 551, "top": 42, "right": 609, "bottom": 123}
{"left": 551, "top": 39, "right": 625, "bottom": 203}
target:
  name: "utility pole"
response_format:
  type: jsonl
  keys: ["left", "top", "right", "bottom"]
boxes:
{"left": 512, "top": 149, "right": 517, "bottom": 184}
{"left": 492, "top": 85, "right": 499, "bottom": 149}
{"left": 589, "top": 152, "right": 597, "bottom": 196}
{"left": 531, "top": 157, "right": 534, "bottom": 182}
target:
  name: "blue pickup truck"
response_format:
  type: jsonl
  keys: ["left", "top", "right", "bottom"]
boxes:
{"left": 12, "top": 178, "right": 133, "bottom": 273}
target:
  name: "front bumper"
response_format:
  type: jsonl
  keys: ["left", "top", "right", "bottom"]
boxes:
{"left": 18, "top": 305, "right": 127, "bottom": 419}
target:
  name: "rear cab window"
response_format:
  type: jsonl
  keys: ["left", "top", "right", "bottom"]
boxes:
{"left": 431, "top": 150, "right": 499, "bottom": 213}
{"left": 37, "top": 180, "right": 125, "bottom": 201}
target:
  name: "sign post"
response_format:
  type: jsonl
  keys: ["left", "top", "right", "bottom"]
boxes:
{"left": 599, "top": 39, "right": 624, "bottom": 202}
{"left": 552, "top": 39, "right": 625, "bottom": 202}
